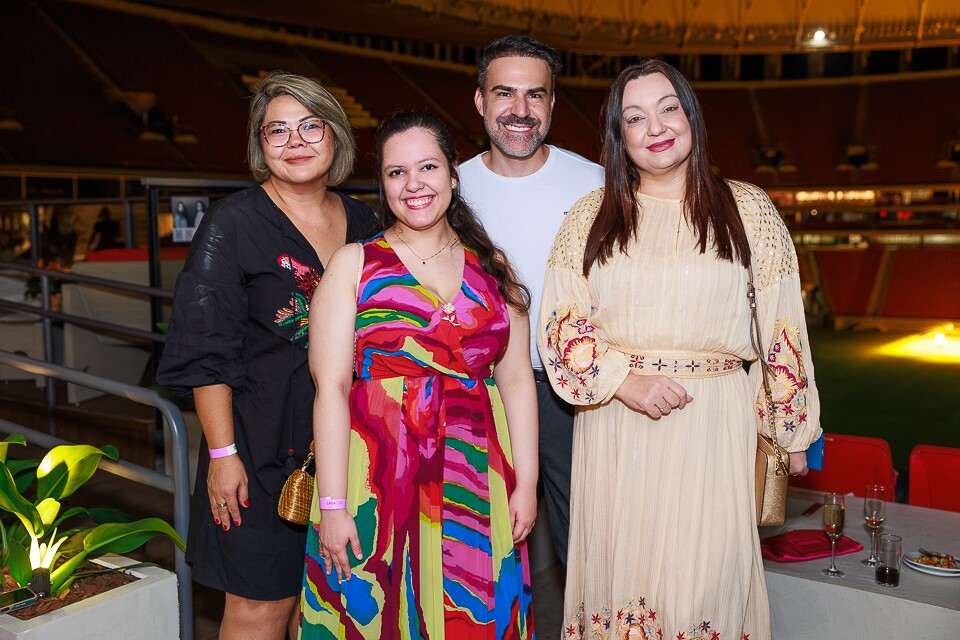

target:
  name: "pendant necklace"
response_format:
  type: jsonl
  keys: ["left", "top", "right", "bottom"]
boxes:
{"left": 393, "top": 227, "right": 460, "bottom": 325}
{"left": 394, "top": 227, "right": 456, "bottom": 265}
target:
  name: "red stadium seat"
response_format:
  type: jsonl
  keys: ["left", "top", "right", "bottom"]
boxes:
{"left": 790, "top": 433, "right": 897, "bottom": 497}
{"left": 908, "top": 445, "right": 960, "bottom": 512}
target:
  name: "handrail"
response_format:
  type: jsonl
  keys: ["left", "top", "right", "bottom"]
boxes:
{"left": 0, "top": 195, "right": 144, "bottom": 208}
{"left": 0, "top": 260, "right": 174, "bottom": 300}
{"left": 0, "top": 351, "right": 193, "bottom": 640}
{"left": 0, "top": 260, "right": 169, "bottom": 345}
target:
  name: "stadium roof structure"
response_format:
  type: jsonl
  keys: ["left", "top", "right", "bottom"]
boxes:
{"left": 143, "top": 0, "right": 960, "bottom": 54}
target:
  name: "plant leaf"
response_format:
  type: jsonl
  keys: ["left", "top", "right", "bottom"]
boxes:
{"left": 50, "top": 518, "right": 185, "bottom": 594}
{"left": 0, "top": 461, "right": 43, "bottom": 537}
{"left": 6, "top": 459, "right": 38, "bottom": 475}
{"left": 53, "top": 506, "right": 135, "bottom": 529}
{"left": 6, "top": 539, "right": 31, "bottom": 587}
{"left": 86, "top": 508, "right": 137, "bottom": 524}
{"left": 8, "top": 459, "right": 40, "bottom": 496}
{"left": 0, "top": 520, "right": 7, "bottom": 570}
{"left": 36, "top": 444, "right": 119, "bottom": 502}
{"left": 0, "top": 435, "right": 26, "bottom": 463}
{"left": 36, "top": 498, "right": 61, "bottom": 527}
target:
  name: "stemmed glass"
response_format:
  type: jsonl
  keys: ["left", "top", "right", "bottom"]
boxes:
{"left": 861, "top": 484, "right": 885, "bottom": 567}
{"left": 822, "top": 492, "right": 845, "bottom": 577}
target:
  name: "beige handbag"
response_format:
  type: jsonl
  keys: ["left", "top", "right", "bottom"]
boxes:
{"left": 278, "top": 441, "right": 315, "bottom": 525}
{"left": 748, "top": 267, "right": 790, "bottom": 526}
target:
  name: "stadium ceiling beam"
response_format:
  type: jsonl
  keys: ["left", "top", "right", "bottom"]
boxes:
{"left": 854, "top": 0, "right": 869, "bottom": 48}
{"left": 917, "top": 0, "right": 929, "bottom": 43}
{"left": 522, "top": 0, "right": 548, "bottom": 32}
{"left": 793, "top": 0, "right": 814, "bottom": 48}
{"left": 681, "top": 0, "right": 705, "bottom": 47}
{"left": 570, "top": 0, "right": 598, "bottom": 41}
{"left": 618, "top": 0, "right": 651, "bottom": 45}
{"left": 735, "top": 0, "right": 756, "bottom": 50}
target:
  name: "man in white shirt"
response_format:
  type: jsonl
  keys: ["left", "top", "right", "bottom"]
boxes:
{"left": 459, "top": 35, "right": 604, "bottom": 566}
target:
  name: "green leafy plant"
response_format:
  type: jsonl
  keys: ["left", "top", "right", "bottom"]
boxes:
{"left": 0, "top": 434, "right": 185, "bottom": 596}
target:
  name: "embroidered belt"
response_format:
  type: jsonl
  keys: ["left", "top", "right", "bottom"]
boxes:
{"left": 626, "top": 352, "right": 743, "bottom": 379}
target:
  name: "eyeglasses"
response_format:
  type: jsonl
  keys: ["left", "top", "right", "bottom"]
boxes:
{"left": 260, "top": 118, "right": 326, "bottom": 147}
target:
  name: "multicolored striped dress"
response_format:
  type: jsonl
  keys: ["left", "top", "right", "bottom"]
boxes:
{"left": 300, "top": 234, "right": 535, "bottom": 640}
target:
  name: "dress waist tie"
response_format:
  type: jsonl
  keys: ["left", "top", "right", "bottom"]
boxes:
{"left": 624, "top": 351, "right": 744, "bottom": 379}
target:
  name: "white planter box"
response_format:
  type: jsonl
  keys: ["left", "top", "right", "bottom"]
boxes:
{"left": 0, "top": 554, "right": 179, "bottom": 640}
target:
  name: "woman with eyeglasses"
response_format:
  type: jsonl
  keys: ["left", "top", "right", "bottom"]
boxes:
{"left": 158, "top": 71, "right": 375, "bottom": 639}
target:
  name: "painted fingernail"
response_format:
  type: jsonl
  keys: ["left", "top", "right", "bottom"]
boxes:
{"left": 234, "top": 520, "right": 240, "bottom": 526}
{"left": 222, "top": 525, "right": 228, "bottom": 531}
{"left": 242, "top": 500, "right": 249, "bottom": 507}
{"left": 214, "top": 518, "right": 220, "bottom": 525}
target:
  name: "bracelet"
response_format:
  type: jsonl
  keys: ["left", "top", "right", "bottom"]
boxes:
{"left": 319, "top": 496, "right": 346, "bottom": 510}
{"left": 209, "top": 443, "right": 238, "bottom": 458}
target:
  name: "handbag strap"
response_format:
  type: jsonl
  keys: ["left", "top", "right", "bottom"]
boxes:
{"left": 747, "top": 266, "right": 789, "bottom": 477}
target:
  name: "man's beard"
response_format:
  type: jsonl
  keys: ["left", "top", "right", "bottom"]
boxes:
{"left": 485, "top": 114, "right": 551, "bottom": 159}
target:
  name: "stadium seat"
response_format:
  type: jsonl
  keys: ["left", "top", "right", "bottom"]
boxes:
{"left": 790, "top": 433, "right": 897, "bottom": 497}
{"left": 908, "top": 445, "right": 960, "bottom": 512}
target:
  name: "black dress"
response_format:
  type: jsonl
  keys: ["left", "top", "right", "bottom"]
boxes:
{"left": 157, "top": 185, "right": 375, "bottom": 600}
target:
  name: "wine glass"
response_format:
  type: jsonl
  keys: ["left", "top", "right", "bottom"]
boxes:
{"left": 821, "top": 492, "right": 845, "bottom": 577}
{"left": 861, "top": 484, "right": 885, "bottom": 567}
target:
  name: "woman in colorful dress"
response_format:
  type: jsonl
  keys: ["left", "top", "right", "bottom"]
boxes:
{"left": 537, "top": 60, "right": 822, "bottom": 640}
{"left": 299, "top": 111, "right": 538, "bottom": 639}
{"left": 158, "top": 71, "right": 375, "bottom": 639}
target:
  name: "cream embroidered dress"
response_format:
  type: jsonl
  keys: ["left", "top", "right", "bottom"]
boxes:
{"left": 537, "top": 182, "right": 821, "bottom": 640}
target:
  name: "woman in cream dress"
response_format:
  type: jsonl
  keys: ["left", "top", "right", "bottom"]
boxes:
{"left": 537, "top": 60, "right": 821, "bottom": 640}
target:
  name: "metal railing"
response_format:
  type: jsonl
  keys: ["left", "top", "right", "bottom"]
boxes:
{"left": 0, "top": 259, "right": 172, "bottom": 428}
{"left": 0, "top": 351, "right": 193, "bottom": 640}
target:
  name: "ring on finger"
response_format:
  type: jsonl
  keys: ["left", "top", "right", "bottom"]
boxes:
{"left": 216, "top": 502, "right": 227, "bottom": 508}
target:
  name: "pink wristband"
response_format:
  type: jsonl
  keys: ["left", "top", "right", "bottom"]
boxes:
{"left": 319, "top": 497, "right": 346, "bottom": 510}
{"left": 209, "top": 443, "right": 238, "bottom": 458}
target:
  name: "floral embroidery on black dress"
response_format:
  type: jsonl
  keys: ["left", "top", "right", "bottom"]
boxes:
{"left": 274, "top": 253, "right": 321, "bottom": 346}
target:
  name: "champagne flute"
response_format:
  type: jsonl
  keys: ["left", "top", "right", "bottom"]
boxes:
{"left": 861, "top": 484, "right": 885, "bottom": 567}
{"left": 822, "top": 492, "right": 845, "bottom": 577}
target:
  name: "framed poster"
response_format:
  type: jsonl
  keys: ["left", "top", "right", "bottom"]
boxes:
{"left": 171, "top": 196, "right": 209, "bottom": 243}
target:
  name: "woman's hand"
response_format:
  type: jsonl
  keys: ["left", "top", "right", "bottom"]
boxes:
{"left": 789, "top": 451, "right": 809, "bottom": 476}
{"left": 509, "top": 484, "right": 537, "bottom": 545}
{"left": 207, "top": 455, "right": 249, "bottom": 531}
{"left": 614, "top": 373, "right": 693, "bottom": 418}
{"left": 318, "top": 510, "right": 363, "bottom": 583}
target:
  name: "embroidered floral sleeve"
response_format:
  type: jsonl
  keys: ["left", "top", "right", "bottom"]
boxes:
{"left": 537, "top": 189, "right": 631, "bottom": 405}
{"left": 733, "top": 181, "right": 822, "bottom": 452}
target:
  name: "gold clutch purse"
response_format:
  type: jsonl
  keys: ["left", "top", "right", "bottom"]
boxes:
{"left": 278, "top": 441, "right": 315, "bottom": 525}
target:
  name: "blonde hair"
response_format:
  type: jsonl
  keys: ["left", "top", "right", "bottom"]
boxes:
{"left": 246, "top": 71, "right": 356, "bottom": 185}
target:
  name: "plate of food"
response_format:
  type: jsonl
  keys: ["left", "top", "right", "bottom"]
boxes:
{"left": 902, "top": 550, "right": 960, "bottom": 577}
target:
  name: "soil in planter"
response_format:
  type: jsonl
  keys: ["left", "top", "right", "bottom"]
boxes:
{"left": 3, "top": 569, "right": 137, "bottom": 621}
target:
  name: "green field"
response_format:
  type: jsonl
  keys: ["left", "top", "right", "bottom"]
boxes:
{"left": 809, "top": 328, "right": 960, "bottom": 472}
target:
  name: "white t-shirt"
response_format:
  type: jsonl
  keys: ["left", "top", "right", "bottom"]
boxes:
{"left": 459, "top": 145, "right": 604, "bottom": 369}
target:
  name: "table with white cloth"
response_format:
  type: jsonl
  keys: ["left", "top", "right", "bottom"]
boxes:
{"left": 761, "top": 487, "right": 960, "bottom": 639}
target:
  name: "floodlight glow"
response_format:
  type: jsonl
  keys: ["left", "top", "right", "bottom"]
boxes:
{"left": 813, "top": 29, "right": 826, "bottom": 41}
{"left": 875, "top": 324, "right": 960, "bottom": 363}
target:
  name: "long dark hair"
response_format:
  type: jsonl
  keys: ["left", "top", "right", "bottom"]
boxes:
{"left": 375, "top": 111, "right": 531, "bottom": 312}
{"left": 584, "top": 59, "right": 750, "bottom": 276}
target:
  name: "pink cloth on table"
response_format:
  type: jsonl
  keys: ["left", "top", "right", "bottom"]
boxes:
{"left": 761, "top": 529, "right": 864, "bottom": 562}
